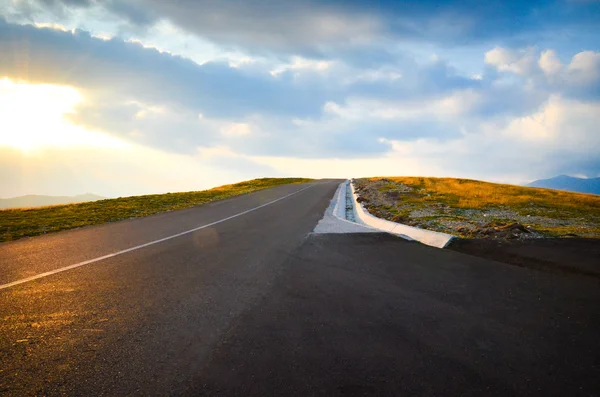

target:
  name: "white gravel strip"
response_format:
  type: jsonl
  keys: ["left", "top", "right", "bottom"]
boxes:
{"left": 313, "top": 181, "right": 379, "bottom": 234}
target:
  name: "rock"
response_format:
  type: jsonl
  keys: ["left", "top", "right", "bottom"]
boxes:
{"left": 384, "top": 191, "right": 401, "bottom": 200}
{"left": 498, "top": 223, "right": 530, "bottom": 233}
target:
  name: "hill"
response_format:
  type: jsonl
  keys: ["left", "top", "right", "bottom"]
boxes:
{"left": 353, "top": 177, "right": 600, "bottom": 239}
{"left": 527, "top": 175, "right": 600, "bottom": 195}
{"left": 0, "top": 193, "right": 106, "bottom": 209}
{"left": 0, "top": 178, "right": 312, "bottom": 242}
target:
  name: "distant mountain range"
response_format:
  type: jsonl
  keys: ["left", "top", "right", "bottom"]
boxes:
{"left": 527, "top": 175, "right": 600, "bottom": 195}
{"left": 0, "top": 193, "right": 106, "bottom": 209}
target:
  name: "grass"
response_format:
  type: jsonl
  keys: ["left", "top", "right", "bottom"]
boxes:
{"left": 0, "top": 177, "right": 313, "bottom": 242}
{"left": 355, "top": 177, "right": 600, "bottom": 238}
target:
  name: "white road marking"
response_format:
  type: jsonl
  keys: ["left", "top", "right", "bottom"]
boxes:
{"left": 0, "top": 184, "right": 316, "bottom": 291}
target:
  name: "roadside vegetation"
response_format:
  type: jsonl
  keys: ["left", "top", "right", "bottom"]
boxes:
{"left": 354, "top": 177, "right": 600, "bottom": 239}
{"left": 0, "top": 178, "right": 313, "bottom": 242}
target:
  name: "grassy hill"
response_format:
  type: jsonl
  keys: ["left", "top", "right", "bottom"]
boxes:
{"left": 0, "top": 178, "right": 312, "bottom": 242}
{"left": 0, "top": 193, "right": 106, "bottom": 209}
{"left": 354, "top": 177, "right": 600, "bottom": 239}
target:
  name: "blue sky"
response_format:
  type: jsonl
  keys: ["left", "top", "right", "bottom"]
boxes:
{"left": 0, "top": 0, "right": 599, "bottom": 197}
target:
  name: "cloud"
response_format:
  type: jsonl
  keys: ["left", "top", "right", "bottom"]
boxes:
{"left": 221, "top": 123, "right": 252, "bottom": 137}
{"left": 485, "top": 47, "right": 536, "bottom": 75}
{"left": 483, "top": 46, "right": 600, "bottom": 100}
{"left": 0, "top": 19, "right": 495, "bottom": 159}
{"left": 567, "top": 51, "right": 600, "bottom": 84}
{"left": 10, "top": 0, "right": 383, "bottom": 55}
{"left": 504, "top": 95, "right": 600, "bottom": 149}
{"left": 323, "top": 89, "right": 481, "bottom": 122}
{"left": 0, "top": 20, "right": 343, "bottom": 120}
{"left": 12, "top": 0, "right": 600, "bottom": 58}
{"left": 386, "top": 95, "right": 600, "bottom": 180}
{"left": 2, "top": 0, "right": 600, "bottom": 193}
{"left": 539, "top": 49, "right": 563, "bottom": 77}
{"left": 486, "top": 46, "right": 600, "bottom": 86}
{"left": 270, "top": 57, "right": 335, "bottom": 77}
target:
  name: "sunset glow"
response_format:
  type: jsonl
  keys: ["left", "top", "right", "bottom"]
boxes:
{"left": 0, "top": 78, "right": 126, "bottom": 151}
{"left": 0, "top": 0, "right": 598, "bottom": 198}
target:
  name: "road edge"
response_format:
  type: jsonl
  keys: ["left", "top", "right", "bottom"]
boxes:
{"left": 349, "top": 180, "right": 455, "bottom": 248}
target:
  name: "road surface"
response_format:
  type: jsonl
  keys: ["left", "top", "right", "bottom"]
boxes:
{"left": 1, "top": 180, "right": 599, "bottom": 396}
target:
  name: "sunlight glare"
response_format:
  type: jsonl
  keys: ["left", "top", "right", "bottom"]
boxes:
{"left": 0, "top": 78, "right": 128, "bottom": 151}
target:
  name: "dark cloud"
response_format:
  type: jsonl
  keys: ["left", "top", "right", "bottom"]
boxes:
{"left": 0, "top": 19, "right": 341, "bottom": 120}
{"left": 0, "top": 19, "right": 488, "bottom": 157}
{"left": 103, "top": 1, "right": 156, "bottom": 26}
{"left": 15, "top": 0, "right": 600, "bottom": 57}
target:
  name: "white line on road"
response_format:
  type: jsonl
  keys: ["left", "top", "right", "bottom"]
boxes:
{"left": 0, "top": 184, "right": 317, "bottom": 291}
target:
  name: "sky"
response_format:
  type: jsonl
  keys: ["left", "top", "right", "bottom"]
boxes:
{"left": 1, "top": 0, "right": 599, "bottom": 198}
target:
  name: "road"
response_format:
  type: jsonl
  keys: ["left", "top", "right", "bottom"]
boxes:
{"left": 1, "top": 180, "right": 599, "bottom": 396}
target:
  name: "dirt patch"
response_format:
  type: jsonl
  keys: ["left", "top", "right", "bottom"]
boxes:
{"left": 448, "top": 237, "right": 600, "bottom": 278}
{"left": 468, "top": 222, "right": 537, "bottom": 240}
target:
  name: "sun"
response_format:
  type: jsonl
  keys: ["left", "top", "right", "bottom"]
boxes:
{"left": 0, "top": 77, "right": 126, "bottom": 151}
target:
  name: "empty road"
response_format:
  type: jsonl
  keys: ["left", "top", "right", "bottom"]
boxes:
{"left": 1, "top": 180, "right": 599, "bottom": 396}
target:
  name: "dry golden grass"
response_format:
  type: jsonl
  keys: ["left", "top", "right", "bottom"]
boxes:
{"left": 379, "top": 177, "right": 600, "bottom": 212}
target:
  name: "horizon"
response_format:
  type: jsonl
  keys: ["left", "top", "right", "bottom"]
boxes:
{"left": 3, "top": 174, "right": 600, "bottom": 201}
{"left": 1, "top": 0, "right": 599, "bottom": 198}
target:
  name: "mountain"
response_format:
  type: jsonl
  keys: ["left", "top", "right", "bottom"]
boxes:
{"left": 0, "top": 193, "right": 106, "bottom": 209}
{"left": 527, "top": 175, "right": 600, "bottom": 195}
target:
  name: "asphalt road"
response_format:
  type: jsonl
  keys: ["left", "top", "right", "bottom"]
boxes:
{"left": 1, "top": 180, "right": 599, "bottom": 396}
